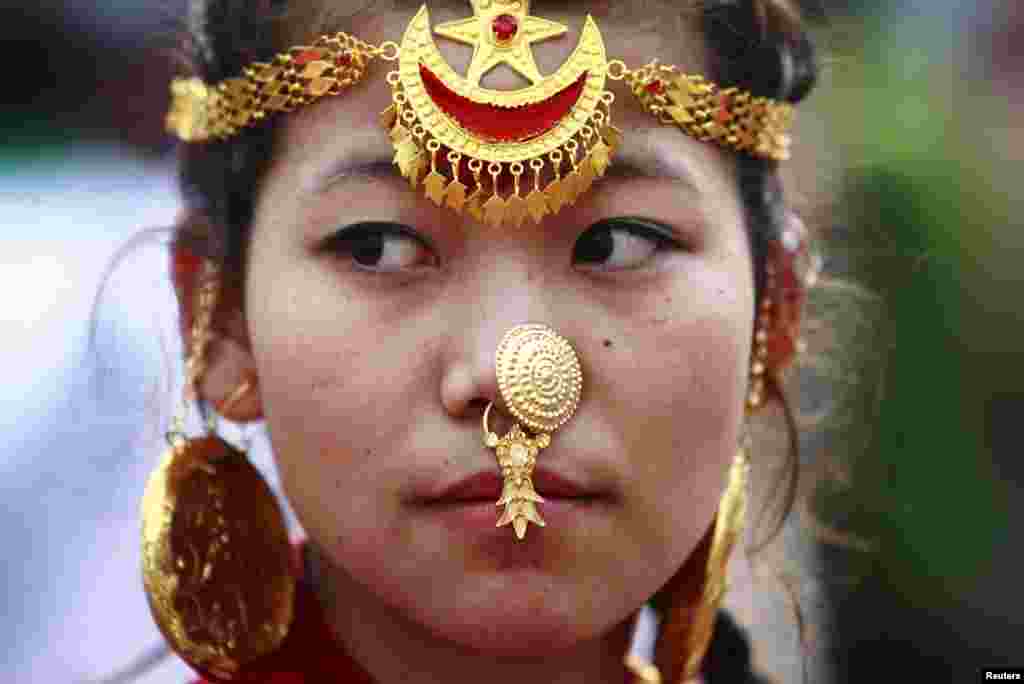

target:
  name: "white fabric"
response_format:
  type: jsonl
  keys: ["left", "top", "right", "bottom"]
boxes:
{"left": 626, "top": 602, "right": 661, "bottom": 666}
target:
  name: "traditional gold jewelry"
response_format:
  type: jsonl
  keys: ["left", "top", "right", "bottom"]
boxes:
{"left": 481, "top": 323, "right": 582, "bottom": 540}
{"left": 141, "top": 260, "right": 294, "bottom": 680}
{"left": 682, "top": 443, "right": 750, "bottom": 680}
{"left": 624, "top": 653, "right": 663, "bottom": 683}
{"left": 747, "top": 220, "right": 818, "bottom": 411}
{"left": 166, "top": 1, "right": 795, "bottom": 226}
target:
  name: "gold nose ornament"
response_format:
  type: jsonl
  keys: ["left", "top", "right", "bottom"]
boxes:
{"left": 482, "top": 323, "right": 583, "bottom": 541}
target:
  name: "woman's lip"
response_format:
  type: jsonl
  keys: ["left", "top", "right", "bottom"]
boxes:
{"left": 420, "top": 467, "right": 606, "bottom": 503}
{"left": 421, "top": 496, "right": 610, "bottom": 541}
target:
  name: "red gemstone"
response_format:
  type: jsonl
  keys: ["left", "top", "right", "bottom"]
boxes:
{"left": 767, "top": 332, "right": 796, "bottom": 366}
{"left": 294, "top": 49, "right": 321, "bottom": 66}
{"left": 492, "top": 14, "right": 519, "bottom": 42}
{"left": 716, "top": 93, "right": 733, "bottom": 123}
{"left": 645, "top": 80, "right": 664, "bottom": 95}
{"left": 335, "top": 52, "right": 352, "bottom": 68}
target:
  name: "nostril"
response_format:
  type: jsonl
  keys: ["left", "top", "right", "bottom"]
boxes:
{"left": 468, "top": 398, "right": 490, "bottom": 412}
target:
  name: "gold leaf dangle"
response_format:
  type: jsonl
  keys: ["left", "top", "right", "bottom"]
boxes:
{"left": 389, "top": 101, "right": 411, "bottom": 144}
{"left": 590, "top": 138, "right": 611, "bottom": 177}
{"left": 578, "top": 153, "right": 596, "bottom": 197}
{"left": 544, "top": 177, "right": 564, "bottom": 214}
{"left": 562, "top": 141, "right": 582, "bottom": 206}
{"left": 526, "top": 190, "right": 550, "bottom": 224}
{"left": 407, "top": 125, "right": 429, "bottom": 188}
{"left": 562, "top": 171, "right": 580, "bottom": 207}
{"left": 422, "top": 140, "right": 446, "bottom": 206}
{"left": 525, "top": 159, "right": 550, "bottom": 224}
{"left": 407, "top": 151, "right": 425, "bottom": 189}
{"left": 423, "top": 172, "right": 446, "bottom": 205}
{"left": 393, "top": 136, "right": 419, "bottom": 177}
{"left": 505, "top": 195, "right": 527, "bottom": 228}
{"left": 504, "top": 163, "right": 528, "bottom": 228}
{"left": 379, "top": 104, "right": 397, "bottom": 130}
{"left": 390, "top": 123, "right": 411, "bottom": 144}
{"left": 466, "top": 187, "right": 485, "bottom": 222}
{"left": 445, "top": 179, "right": 468, "bottom": 212}
{"left": 544, "top": 150, "right": 566, "bottom": 214}
{"left": 465, "top": 159, "right": 485, "bottom": 223}
{"left": 444, "top": 152, "right": 468, "bottom": 213}
{"left": 601, "top": 124, "right": 623, "bottom": 157}
{"left": 483, "top": 163, "right": 506, "bottom": 228}
{"left": 483, "top": 193, "right": 506, "bottom": 228}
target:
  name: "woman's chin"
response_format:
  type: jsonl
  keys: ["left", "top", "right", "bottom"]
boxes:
{"left": 421, "top": 609, "right": 605, "bottom": 657}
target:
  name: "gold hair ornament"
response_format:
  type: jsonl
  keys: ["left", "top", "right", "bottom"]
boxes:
{"left": 166, "top": 1, "right": 794, "bottom": 227}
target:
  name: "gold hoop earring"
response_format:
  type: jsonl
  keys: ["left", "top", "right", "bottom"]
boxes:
{"left": 141, "top": 260, "right": 293, "bottom": 680}
{"left": 649, "top": 439, "right": 750, "bottom": 684}
{"left": 682, "top": 439, "right": 750, "bottom": 681}
{"left": 480, "top": 323, "right": 583, "bottom": 541}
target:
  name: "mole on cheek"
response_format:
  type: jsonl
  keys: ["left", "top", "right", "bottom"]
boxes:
{"left": 603, "top": 339, "right": 613, "bottom": 348}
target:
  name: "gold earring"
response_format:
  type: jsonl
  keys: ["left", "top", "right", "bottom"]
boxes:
{"left": 749, "top": 223, "right": 816, "bottom": 410}
{"left": 682, "top": 439, "right": 750, "bottom": 681}
{"left": 747, "top": 295, "right": 771, "bottom": 411}
{"left": 646, "top": 439, "right": 750, "bottom": 684}
{"left": 140, "top": 260, "right": 294, "bottom": 680}
{"left": 481, "top": 323, "right": 583, "bottom": 541}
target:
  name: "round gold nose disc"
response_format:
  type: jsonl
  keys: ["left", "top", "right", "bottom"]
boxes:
{"left": 496, "top": 324, "right": 582, "bottom": 434}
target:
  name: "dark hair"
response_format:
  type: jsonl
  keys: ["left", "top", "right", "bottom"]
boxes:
{"left": 97, "top": 1, "right": 820, "bottom": 681}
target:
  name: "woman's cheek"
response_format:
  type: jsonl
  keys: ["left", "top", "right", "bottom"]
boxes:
{"left": 617, "top": 264, "right": 750, "bottom": 551}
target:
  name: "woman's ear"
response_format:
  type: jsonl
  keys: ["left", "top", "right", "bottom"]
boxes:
{"left": 170, "top": 240, "right": 264, "bottom": 423}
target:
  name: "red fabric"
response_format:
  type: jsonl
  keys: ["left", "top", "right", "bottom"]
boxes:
{"left": 188, "top": 542, "right": 637, "bottom": 684}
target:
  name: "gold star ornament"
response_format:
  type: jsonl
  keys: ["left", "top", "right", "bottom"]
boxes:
{"left": 433, "top": 0, "right": 568, "bottom": 86}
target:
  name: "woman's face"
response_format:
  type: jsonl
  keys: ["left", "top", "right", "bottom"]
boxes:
{"left": 244, "top": 5, "right": 754, "bottom": 653}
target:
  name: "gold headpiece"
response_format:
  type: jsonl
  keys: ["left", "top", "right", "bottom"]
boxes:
{"left": 167, "top": 1, "right": 795, "bottom": 227}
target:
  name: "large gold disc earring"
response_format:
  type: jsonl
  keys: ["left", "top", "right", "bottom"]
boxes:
{"left": 141, "top": 261, "right": 294, "bottom": 680}
{"left": 481, "top": 323, "right": 583, "bottom": 541}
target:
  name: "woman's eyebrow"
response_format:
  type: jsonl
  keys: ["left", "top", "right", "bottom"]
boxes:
{"left": 605, "top": 130, "right": 703, "bottom": 195}
{"left": 305, "top": 128, "right": 703, "bottom": 196}
{"left": 306, "top": 154, "right": 396, "bottom": 195}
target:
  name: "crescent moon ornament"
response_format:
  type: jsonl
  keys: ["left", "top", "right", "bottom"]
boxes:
{"left": 165, "top": 1, "right": 797, "bottom": 200}
{"left": 384, "top": 3, "right": 616, "bottom": 227}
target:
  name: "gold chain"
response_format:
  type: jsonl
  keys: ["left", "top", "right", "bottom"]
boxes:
{"left": 168, "top": 260, "right": 220, "bottom": 442}
{"left": 167, "top": 34, "right": 394, "bottom": 142}
{"left": 168, "top": 36, "right": 792, "bottom": 161}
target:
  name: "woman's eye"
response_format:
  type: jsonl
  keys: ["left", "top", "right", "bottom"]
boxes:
{"left": 321, "top": 222, "right": 435, "bottom": 273}
{"left": 573, "top": 218, "right": 681, "bottom": 271}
